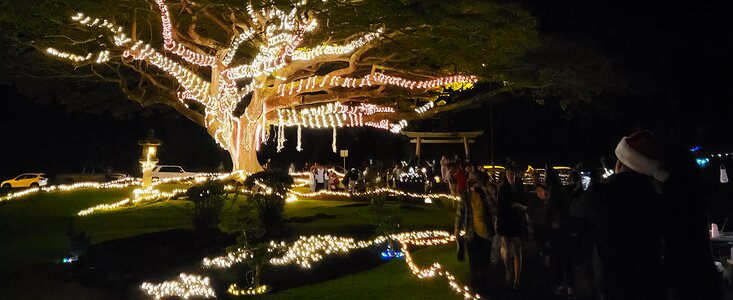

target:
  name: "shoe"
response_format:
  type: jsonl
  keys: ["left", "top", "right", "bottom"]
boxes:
{"left": 513, "top": 281, "right": 520, "bottom": 290}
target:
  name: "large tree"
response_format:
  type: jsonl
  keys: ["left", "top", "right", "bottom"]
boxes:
{"left": 3, "top": 0, "right": 619, "bottom": 172}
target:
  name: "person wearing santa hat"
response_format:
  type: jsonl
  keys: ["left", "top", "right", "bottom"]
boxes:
{"left": 570, "top": 130, "right": 667, "bottom": 300}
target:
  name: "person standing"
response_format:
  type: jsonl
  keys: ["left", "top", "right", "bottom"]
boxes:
{"left": 497, "top": 165, "right": 526, "bottom": 289}
{"left": 658, "top": 144, "right": 725, "bottom": 300}
{"left": 545, "top": 167, "right": 576, "bottom": 298}
{"left": 314, "top": 164, "right": 326, "bottom": 191}
{"left": 527, "top": 184, "right": 550, "bottom": 267}
{"left": 454, "top": 163, "right": 470, "bottom": 195}
{"left": 456, "top": 172, "right": 496, "bottom": 294}
{"left": 347, "top": 168, "right": 359, "bottom": 193}
{"left": 441, "top": 155, "right": 452, "bottom": 191}
{"left": 571, "top": 130, "right": 667, "bottom": 300}
{"left": 392, "top": 164, "right": 402, "bottom": 189}
{"left": 309, "top": 165, "right": 316, "bottom": 192}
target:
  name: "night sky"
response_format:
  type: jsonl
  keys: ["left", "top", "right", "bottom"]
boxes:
{"left": 1, "top": 0, "right": 732, "bottom": 182}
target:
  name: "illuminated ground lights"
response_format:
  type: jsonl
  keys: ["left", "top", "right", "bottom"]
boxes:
{"left": 141, "top": 273, "right": 216, "bottom": 299}
{"left": 227, "top": 284, "right": 270, "bottom": 296}
{"left": 289, "top": 188, "right": 459, "bottom": 202}
{"left": 77, "top": 188, "right": 188, "bottom": 216}
{"left": 0, "top": 177, "right": 139, "bottom": 202}
{"left": 167, "top": 230, "right": 479, "bottom": 299}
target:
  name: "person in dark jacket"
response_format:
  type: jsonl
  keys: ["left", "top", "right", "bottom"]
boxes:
{"left": 527, "top": 184, "right": 549, "bottom": 266}
{"left": 545, "top": 167, "right": 577, "bottom": 298}
{"left": 571, "top": 130, "right": 667, "bottom": 300}
{"left": 497, "top": 165, "right": 526, "bottom": 289}
{"left": 659, "top": 144, "right": 725, "bottom": 300}
{"left": 456, "top": 171, "right": 496, "bottom": 294}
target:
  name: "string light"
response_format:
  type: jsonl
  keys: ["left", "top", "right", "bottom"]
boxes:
{"left": 390, "top": 120, "right": 408, "bottom": 133}
{"left": 227, "top": 284, "right": 270, "bottom": 296}
{"left": 276, "top": 73, "right": 476, "bottom": 97}
{"left": 296, "top": 125, "right": 303, "bottom": 151}
{"left": 49, "top": 1, "right": 477, "bottom": 173}
{"left": 415, "top": 101, "right": 434, "bottom": 114}
{"left": 141, "top": 273, "right": 216, "bottom": 299}
{"left": 291, "top": 29, "right": 383, "bottom": 61}
{"left": 152, "top": 0, "right": 217, "bottom": 66}
{"left": 332, "top": 127, "right": 337, "bottom": 153}
{"left": 0, "top": 177, "right": 139, "bottom": 203}
{"left": 277, "top": 102, "right": 394, "bottom": 130}
{"left": 222, "top": 29, "right": 255, "bottom": 66}
{"left": 289, "top": 188, "right": 458, "bottom": 202}
{"left": 46, "top": 48, "right": 92, "bottom": 62}
{"left": 197, "top": 230, "right": 479, "bottom": 299}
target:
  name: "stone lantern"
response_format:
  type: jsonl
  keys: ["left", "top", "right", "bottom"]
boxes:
{"left": 138, "top": 129, "right": 161, "bottom": 189}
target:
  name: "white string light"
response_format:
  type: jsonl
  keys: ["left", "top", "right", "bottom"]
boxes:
{"left": 48, "top": 1, "right": 478, "bottom": 173}
{"left": 141, "top": 273, "right": 216, "bottom": 299}
{"left": 296, "top": 125, "right": 303, "bottom": 151}
{"left": 198, "top": 230, "right": 480, "bottom": 299}
{"left": 332, "top": 127, "right": 337, "bottom": 153}
{"left": 415, "top": 101, "right": 434, "bottom": 114}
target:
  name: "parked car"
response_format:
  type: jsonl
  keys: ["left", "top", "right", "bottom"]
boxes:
{"left": 2, "top": 173, "right": 49, "bottom": 188}
{"left": 151, "top": 165, "right": 199, "bottom": 180}
{"left": 56, "top": 166, "right": 128, "bottom": 184}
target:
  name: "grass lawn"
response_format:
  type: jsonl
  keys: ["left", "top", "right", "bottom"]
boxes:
{"left": 259, "top": 244, "right": 469, "bottom": 300}
{"left": 0, "top": 186, "right": 465, "bottom": 300}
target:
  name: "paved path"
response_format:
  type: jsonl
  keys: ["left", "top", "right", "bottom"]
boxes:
{"left": 475, "top": 241, "right": 599, "bottom": 300}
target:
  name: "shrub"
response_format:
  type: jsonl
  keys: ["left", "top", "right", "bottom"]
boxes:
{"left": 186, "top": 181, "right": 226, "bottom": 229}
{"left": 243, "top": 169, "right": 293, "bottom": 196}
{"left": 67, "top": 224, "right": 90, "bottom": 260}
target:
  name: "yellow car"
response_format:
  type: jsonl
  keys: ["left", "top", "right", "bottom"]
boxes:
{"left": 1, "top": 173, "right": 49, "bottom": 189}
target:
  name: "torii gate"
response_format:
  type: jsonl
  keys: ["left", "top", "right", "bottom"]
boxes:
{"left": 401, "top": 131, "right": 484, "bottom": 164}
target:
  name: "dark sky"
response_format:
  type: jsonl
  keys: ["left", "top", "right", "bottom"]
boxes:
{"left": 1, "top": 0, "right": 732, "bottom": 181}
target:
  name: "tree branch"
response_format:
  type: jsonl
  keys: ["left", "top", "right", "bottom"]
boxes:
{"left": 202, "top": 7, "right": 234, "bottom": 37}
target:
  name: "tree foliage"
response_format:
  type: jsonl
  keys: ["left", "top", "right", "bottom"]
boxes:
{"left": 0, "top": 0, "right": 619, "bottom": 116}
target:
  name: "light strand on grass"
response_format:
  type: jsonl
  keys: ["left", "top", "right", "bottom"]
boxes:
{"left": 227, "top": 283, "right": 270, "bottom": 296}
{"left": 0, "top": 177, "right": 140, "bottom": 202}
{"left": 72, "top": 172, "right": 244, "bottom": 216}
{"left": 400, "top": 241, "right": 481, "bottom": 300}
{"left": 288, "top": 188, "right": 459, "bottom": 202}
{"left": 197, "top": 230, "right": 480, "bottom": 299}
{"left": 141, "top": 273, "right": 216, "bottom": 299}
{"left": 77, "top": 188, "right": 189, "bottom": 216}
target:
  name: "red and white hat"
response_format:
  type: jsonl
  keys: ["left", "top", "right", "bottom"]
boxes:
{"left": 614, "top": 130, "right": 669, "bottom": 182}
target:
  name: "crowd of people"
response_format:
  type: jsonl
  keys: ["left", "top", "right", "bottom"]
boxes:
{"left": 290, "top": 130, "right": 726, "bottom": 300}
{"left": 452, "top": 130, "right": 726, "bottom": 300}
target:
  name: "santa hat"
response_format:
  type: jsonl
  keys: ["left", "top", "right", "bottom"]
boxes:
{"left": 614, "top": 130, "right": 669, "bottom": 182}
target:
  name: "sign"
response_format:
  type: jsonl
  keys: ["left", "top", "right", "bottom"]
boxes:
{"left": 340, "top": 150, "right": 348, "bottom": 157}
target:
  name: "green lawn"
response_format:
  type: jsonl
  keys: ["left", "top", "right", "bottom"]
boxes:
{"left": 259, "top": 244, "right": 469, "bottom": 300}
{"left": 0, "top": 186, "right": 466, "bottom": 300}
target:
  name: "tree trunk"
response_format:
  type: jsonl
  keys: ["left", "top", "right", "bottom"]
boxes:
{"left": 206, "top": 63, "right": 264, "bottom": 174}
{"left": 202, "top": 113, "right": 263, "bottom": 174}
{"left": 231, "top": 142, "right": 263, "bottom": 173}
